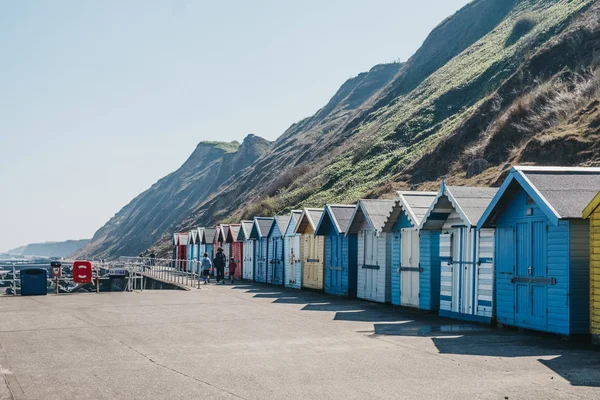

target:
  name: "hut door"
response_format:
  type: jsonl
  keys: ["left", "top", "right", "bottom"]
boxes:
{"left": 329, "top": 236, "right": 343, "bottom": 292}
{"left": 515, "top": 221, "right": 548, "bottom": 328}
{"left": 363, "top": 231, "right": 377, "bottom": 299}
{"left": 257, "top": 239, "right": 264, "bottom": 280}
{"left": 290, "top": 235, "right": 302, "bottom": 284}
{"left": 272, "top": 239, "right": 279, "bottom": 282}
{"left": 400, "top": 229, "right": 420, "bottom": 307}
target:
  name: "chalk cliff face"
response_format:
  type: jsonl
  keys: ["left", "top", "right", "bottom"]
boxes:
{"left": 80, "top": 0, "right": 600, "bottom": 259}
{"left": 73, "top": 135, "right": 271, "bottom": 259}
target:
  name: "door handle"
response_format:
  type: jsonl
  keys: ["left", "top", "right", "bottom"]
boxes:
{"left": 528, "top": 265, "right": 533, "bottom": 276}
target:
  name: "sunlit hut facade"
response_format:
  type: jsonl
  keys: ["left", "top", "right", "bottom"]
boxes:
{"left": 203, "top": 227, "right": 217, "bottom": 262}
{"left": 583, "top": 191, "right": 600, "bottom": 343}
{"left": 250, "top": 217, "right": 274, "bottom": 283}
{"left": 346, "top": 200, "right": 397, "bottom": 303}
{"left": 227, "top": 224, "right": 243, "bottom": 280}
{"left": 295, "top": 208, "right": 325, "bottom": 291}
{"left": 387, "top": 191, "right": 437, "bottom": 309}
{"left": 479, "top": 166, "right": 600, "bottom": 335}
{"left": 284, "top": 210, "right": 303, "bottom": 289}
{"left": 314, "top": 204, "right": 358, "bottom": 298}
{"left": 267, "top": 215, "right": 290, "bottom": 285}
{"left": 217, "top": 224, "right": 231, "bottom": 278}
{"left": 237, "top": 220, "right": 255, "bottom": 281}
{"left": 196, "top": 227, "right": 206, "bottom": 260}
{"left": 187, "top": 229, "right": 197, "bottom": 267}
{"left": 419, "top": 184, "right": 498, "bottom": 323}
{"left": 176, "top": 232, "right": 189, "bottom": 271}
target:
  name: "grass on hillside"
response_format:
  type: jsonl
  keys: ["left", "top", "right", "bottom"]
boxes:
{"left": 237, "top": 0, "right": 595, "bottom": 218}
{"left": 200, "top": 141, "right": 241, "bottom": 153}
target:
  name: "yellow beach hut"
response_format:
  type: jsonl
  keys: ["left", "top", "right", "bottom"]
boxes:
{"left": 583, "top": 191, "right": 600, "bottom": 344}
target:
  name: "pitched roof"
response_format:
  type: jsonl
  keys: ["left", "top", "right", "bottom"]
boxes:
{"left": 217, "top": 224, "right": 230, "bottom": 242}
{"left": 583, "top": 192, "right": 600, "bottom": 219}
{"left": 420, "top": 184, "right": 498, "bottom": 229}
{"left": 347, "top": 199, "right": 395, "bottom": 234}
{"left": 315, "top": 204, "right": 356, "bottom": 235}
{"left": 188, "top": 229, "right": 198, "bottom": 245}
{"left": 237, "top": 220, "right": 254, "bottom": 241}
{"left": 393, "top": 191, "right": 438, "bottom": 227}
{"left": 294, "top": 208, "right": 324, "bottom": 234}
{"left": 250, "top": 217, "right": 274, "bottom": 239}
{"left": 479, "top": 166, "right": 600, "bottom": 228}
{"left": 173, "top": 233, "right": 179, "bottom": 245}
{"left": 203, "top": 227, "right": 216, "bottom": 244}
{"left": 177, "top": 232, "right": 189, "bottom": 245}
{"left": 284, "top": 210, "right": 303, "bottom": 234}
{"left": 227, "top": 224, "right": 241, "bottom": 243}
{"left": 269, "top": 215, "right": 291, "bottom": 237}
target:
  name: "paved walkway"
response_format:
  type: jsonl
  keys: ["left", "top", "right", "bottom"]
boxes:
{"left": 1, "top": 283, "right": 600, "bottom": 399}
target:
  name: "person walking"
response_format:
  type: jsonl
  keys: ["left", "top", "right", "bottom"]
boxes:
{"left": 213, "top": 247, "right": 227, "bottom": 284}
{"left": 229, "top": 257, "right": 237, "bottom": 284}
{"left": 201, "top": 253, "right": 212, "bottom": 284}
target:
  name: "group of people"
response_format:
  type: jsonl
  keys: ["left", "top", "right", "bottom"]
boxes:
{"left": 200, "top": 247, "right": 237, "bottom": 285}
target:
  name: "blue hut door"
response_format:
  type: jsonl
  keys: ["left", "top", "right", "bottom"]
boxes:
{"left": 515, "top": 221, "right": 548, "bottom": 328}
{"left": 400, "top": 228, "right": 420, "bottom": 307}
{"left": 329, "top": 236, "right": 343, "bottom": 292}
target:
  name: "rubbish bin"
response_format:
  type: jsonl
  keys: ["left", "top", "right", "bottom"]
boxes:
{"left": 20, "top": 268, "right": 48, "bottom": 296}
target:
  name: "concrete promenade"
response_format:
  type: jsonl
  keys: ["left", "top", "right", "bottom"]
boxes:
{"left": 1, "top": 283, "right": 600, "bottom": 399}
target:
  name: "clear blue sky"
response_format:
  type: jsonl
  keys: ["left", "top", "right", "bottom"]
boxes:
{"left": 0, "top": 0, "right": 470, "bottom": 252}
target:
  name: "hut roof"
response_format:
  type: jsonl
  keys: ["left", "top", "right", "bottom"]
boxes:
{"left": 294, "top": 208, "right": 324, "bottom": 234}
{"left": 479, "top": 166, "right": 600, "bottom": 228}
{"left": 420, "top": 185, "right": 498, "bottom": 229}
{"left": 250, "top": 217, "right": 274, "bottom": 239}
{"left": 392, "top": 191, "right": 438, "bottom": 227}
{"left": 203, "top": 227, "right": 217, "bottom": 244}
{"left": 583, "top": 192, "right": 600, "bottom": 219}
{"left": 237, "top": 221, "right": 254, "bottom": 241}
{"left": 315, "top": 204, "right": 356, "bottom": 235}
{"left": 347, "top": 199, "right": 395, "bottom": 234}
{"left": 227, "top": 224, "right": 241, "bottom": 243}
{"left": 268, "top": 215, "right": 291, "bottom": 237}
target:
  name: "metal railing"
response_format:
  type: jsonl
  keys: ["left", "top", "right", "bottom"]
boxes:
{"left": 119, "top": 256, "right": 204, "bottom": 289}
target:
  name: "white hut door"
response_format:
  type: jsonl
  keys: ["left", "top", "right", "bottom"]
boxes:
{"left": 245, "top": 241, "right": 254, "bottom": 279}
{"left": 400, "top": 229, "right": 420, "bottom": 307}
{"left": 293, "top": 236, "right": 301, "bottom": 284}
{"left": 363, "top": 231, "right": 376, "bottom": 299}
{"left": 451, "top": 228, "right": 463, "bottom": 314}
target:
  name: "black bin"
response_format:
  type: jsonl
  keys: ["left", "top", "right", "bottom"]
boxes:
{"left": 20, "top": 268, "right": 48, "bottom": 296}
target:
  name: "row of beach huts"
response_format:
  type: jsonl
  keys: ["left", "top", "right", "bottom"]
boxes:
{"left": 173, "top": 166, "right": 600, "bottom": 342}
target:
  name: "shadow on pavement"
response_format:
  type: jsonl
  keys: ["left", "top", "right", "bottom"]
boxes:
{"left": 233, "top": 281, "right": 600, "bottom": 387}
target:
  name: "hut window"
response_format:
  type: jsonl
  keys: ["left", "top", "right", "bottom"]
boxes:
{"left": 526, "top": 195, "right": 534, "bottom": 205}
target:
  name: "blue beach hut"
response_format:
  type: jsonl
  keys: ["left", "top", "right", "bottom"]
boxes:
{"left": 237, "top": 221, "right": 255, "bottom": 281}
{"left": 346, "top": 200, "right": 397, "bottom": 303}
{"left": 315, "top": 204, "right": 358, "bottom": 298}
{"left": 478, "top": 166, "right": 600, "bottom": 335}
{"left": 203, "top": 227, "right": 216, "bottom": 262}
{"left": 250, "top": 217, "right": 274, "bottom": 283}
{"left": 387, "top": 191, "right": 437, "bottom": 309}
{"left": 196, "top": 228, "right": 206, "bottom": 260}
{"left": 419, "top": 185, "right": 498, "bottom": 322}
{"left": 267, "top": 215, "right": 290, "bottom": 285}
{"left": 284, "top": 210, "right": 303, "bottom": 289}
